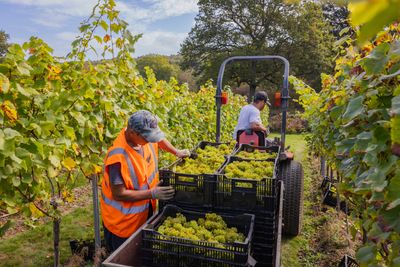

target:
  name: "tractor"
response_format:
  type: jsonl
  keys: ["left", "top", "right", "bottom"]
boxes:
{"left": 102, "top": 56, "right": 304, "bottom": 267}
{"left": 215, "top": 56, "right": 304, "bottom": 238}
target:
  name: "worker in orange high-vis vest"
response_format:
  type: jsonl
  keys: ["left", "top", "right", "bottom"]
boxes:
{"left": 101, "top": 110, "right": 190, "bottom": 253}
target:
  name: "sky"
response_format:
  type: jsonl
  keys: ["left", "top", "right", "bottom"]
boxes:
{"left": 0, "top": 0, "right": 198, "bottom": 58}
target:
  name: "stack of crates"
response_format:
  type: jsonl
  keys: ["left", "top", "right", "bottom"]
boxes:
{"left": 158, "top": 141, "right": 230, "bottom": 211}
{"left": 157, "top": 141, "right": 281, "bottom": 267}
{"left": 142, "top": 205, "right": 255, "bottom": 267}
{"left": 215, "top": 144, "right": 281, "bottom": 267}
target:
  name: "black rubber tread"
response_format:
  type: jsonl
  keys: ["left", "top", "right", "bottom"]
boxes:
{"left": 279, "top": 160, "right": 304, "bottom": 236}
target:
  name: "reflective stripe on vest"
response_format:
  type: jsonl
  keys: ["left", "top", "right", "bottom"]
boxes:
{"left": 148, "top": 143, "right": 158, "bottom": 184}
{"left": 101, "top": 192, "right": 149, "bottom": 214}
{"left": 107, "top": 147, "right": 140, "bottom": 189}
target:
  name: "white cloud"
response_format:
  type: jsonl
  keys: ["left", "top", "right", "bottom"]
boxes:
{"left": 150, "top": 0, "right": 198, "bottom": 17}
{"left": 1, "top": 0, "right": 198, "bottom": 58}
{"left": 1, "top": 0, "right": 197, "bottom": 20}
{"left": 31, "top": 11, "right": 70, "bottom": 28}
{"left": 55, "top": 31, "right": 79, "bottom": 41}
{"left": 0, "top": 0, "right": 97, "bottom": 16}
{"left": 117, "top": 0, "right": 198, "bottom": 24}
{"left": 134, "top": 31, "right": 187, "bottom": 56}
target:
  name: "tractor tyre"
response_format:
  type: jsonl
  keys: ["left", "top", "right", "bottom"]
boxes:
{"left": 279, "top": 159, "right": 304, "bottom": 236}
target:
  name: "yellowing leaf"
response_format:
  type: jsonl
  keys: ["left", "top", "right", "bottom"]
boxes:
{"left": 348, "top": 1, "right": 388, "bottom": 27}
{"left": 103, "top": 34, "right": 111, "bottom": 43}
{"left": 62, "top": 157, "right": 76, "bottom": 170}
{"left": 94, "top": 35, "right": 103, "bottom": 44}
{"left": 62, "top": 190, "right": 74, "bottom": 203}
{"left": 0, "top": 74, "right": 10, "bottom": 93}
{"left": 72, "top": 143, "right": 81, "bottom": 155}
{"left": 1, "top": 100, "right": 18, "bottom": 122}
{"left": 29, "top": 203, "right": 44, "bottom": 218}
{"left": 93, "top": 164, "right": 102, "bottom": 174}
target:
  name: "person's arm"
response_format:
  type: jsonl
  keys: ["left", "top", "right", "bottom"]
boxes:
{"left": 250, "top": 121, "right": 267, "bottom": 133}
{"left": 108, "top": 163, "right": 175, "bottom": 201}
{"left": 158, "top": 139, "right": 190, "bottom": 158}
{"left": 249, "top": 108, "right": 267, "bottom": 134}
{"left": 158, "top": 139, "right": 178, "bottom": 155}
{"left": 111, "top": 183, "right": 152, "bottom": 202}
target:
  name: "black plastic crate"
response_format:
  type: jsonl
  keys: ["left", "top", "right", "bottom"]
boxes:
{"left": 213, "top": 207, "right": 276, "bottom": 258}
{"left": 322, "top": 182, "right": 338, "bottom": 207}
{"left": 159, "top": 170, "right": 215, "bottom": 208}
{"left": 252, "top": 243, "right": 274, "bottom": 267}
{"left": 214, "top": 157, "right": 278, "bottom": 213}
{"left": 320, "top": 175, "right": 331, "bottom": 191}
{"left": 159, "top": 141, "right": 234, "bottom": 209}
{"left": 142, "top": 204, "right": 255, "bottom": 267}
{"left": 338, "top": 255, "right": 359, "bottom": 267}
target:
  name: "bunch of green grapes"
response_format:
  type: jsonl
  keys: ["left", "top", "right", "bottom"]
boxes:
{"left": 224, "top": 160, "right": 274, "bottom": 180}
{"left": 175, "top": 142, "right": 235, "bottom": 174}
{"left": 156, "top": 212, "right": 246, "bottom": 246}
{"left": 235, "top": 149, "right": 277, "bottom": 160}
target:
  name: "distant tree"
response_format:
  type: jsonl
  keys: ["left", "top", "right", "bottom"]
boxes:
{"left": 0, "top": 30, "right": 10, "bottom": 58}
{"left": 136, "top": 54, "right": 198, "bottom": 91}
{"left": 321, "top": 2, "right": 351, "bottom": 39}
{"left": 180, "top": 0, "right": 335, "bottom": 94}
{"left": 136, "top": 54, "right": 180, "bottom": 81}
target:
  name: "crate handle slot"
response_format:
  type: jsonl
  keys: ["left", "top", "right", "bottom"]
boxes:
{"left": 231, "top": 179, "right": 257, "bottom": 192}
{"left": 175, "top": 174, "right": 199, "bottom": 186}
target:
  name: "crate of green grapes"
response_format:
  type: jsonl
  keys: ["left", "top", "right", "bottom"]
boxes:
{"left": 231, "top": 143, "right": 279, "bottom": 161}
{"left": 215, "top": 157, "right": 278, "bottom": 213}
{"left": 159, "top": 141, "right": 236, "bottom": 209}
{"left": 142, "top": 204, "right": 255, "bottom": 267}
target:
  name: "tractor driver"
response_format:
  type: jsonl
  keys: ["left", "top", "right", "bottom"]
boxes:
{"left": 100, "top": 110, "right": 190, "bottom": 253}
{"left": 233, "top": 91, "right": 270, "bottom": 141}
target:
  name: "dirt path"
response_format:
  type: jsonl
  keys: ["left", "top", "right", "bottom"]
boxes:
{"left": 281, "top": 137, "right": 359, "bottom": 266}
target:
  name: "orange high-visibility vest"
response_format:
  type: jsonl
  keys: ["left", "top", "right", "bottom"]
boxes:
{"left": 100, "top": 129, "right": 159, "bottom": 238}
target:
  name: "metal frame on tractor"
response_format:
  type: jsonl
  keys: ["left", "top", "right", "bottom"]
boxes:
{"left": 215, "top": 55, "right": 290, "bottom": 151}
{"left": 214, "top": 56, "right": 304, "bottom": 267}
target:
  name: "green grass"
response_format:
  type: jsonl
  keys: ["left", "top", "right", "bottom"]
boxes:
{"left": 280, "top": 134, "right": 326, "bottom": 266}
{"left": 0, "top": 207, "right": 95, "bottom": 267}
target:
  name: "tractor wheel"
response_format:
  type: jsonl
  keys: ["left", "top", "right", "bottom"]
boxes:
{"left": 279, "top": 159, "right": 304, "bottom": 236}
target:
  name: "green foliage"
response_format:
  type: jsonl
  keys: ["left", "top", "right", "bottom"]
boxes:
{"left": 0, "top": 0, "right": 247, "bottom": 225}
{"left": 292, "top": 23, "right": 400, "bottom": 265}
{"left": 180, "top": 0, "right": 335, "bottom": 90}
{"left": 157, "top": 212, "right": 245, "bottom": 244}
{"left": 348, "top": 0, "right": 400, "bottom": 45}
{"left": 0, "top": 1, "right": 248, "bottom": 264}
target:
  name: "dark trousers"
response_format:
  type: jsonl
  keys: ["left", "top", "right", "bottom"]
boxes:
{"left": 104, "top": 225, "right": 128, "bottom": 253}
{"left": 104, "top": 203, "right": 153, "bottom": 253}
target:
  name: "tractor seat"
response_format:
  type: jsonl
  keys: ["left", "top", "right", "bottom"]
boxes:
{"left": 236, "top": 129, "right": 266, "bottom": 147}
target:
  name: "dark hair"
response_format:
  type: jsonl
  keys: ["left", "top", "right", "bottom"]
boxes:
{"left": 253, "top": 91, "right": 269, "bottom": 103}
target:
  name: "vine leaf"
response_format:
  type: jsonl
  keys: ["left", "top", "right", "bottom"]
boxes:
{"left": 359, "top": 43, "right": 390, "bottom": 75}
{"left": 342, "top": 95, "right": 364, "bottom": 122}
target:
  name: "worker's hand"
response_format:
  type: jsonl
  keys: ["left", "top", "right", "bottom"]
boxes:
{"left": 175, "top": 149, "right": 190, "bottom": 158}
{"left": 150, "top": 181, "right": 175, "bottom": 200}
{"left": 264, "top": 127, "right": 270, "bottom": 136}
